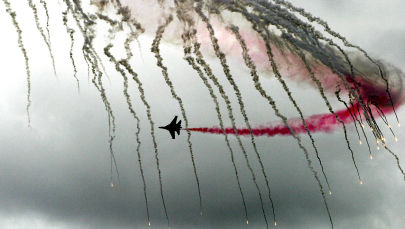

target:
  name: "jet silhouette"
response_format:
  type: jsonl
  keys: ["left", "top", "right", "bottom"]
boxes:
{"left": 159, "top": 116, "right": 182, "bottom": 139}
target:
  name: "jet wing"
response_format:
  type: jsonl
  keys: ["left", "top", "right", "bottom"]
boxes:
{"left": 169, "top": 130, "right": 176, "bottom": 139}
{"left": 170, "top": 116, "right": 178, "bottom": 126}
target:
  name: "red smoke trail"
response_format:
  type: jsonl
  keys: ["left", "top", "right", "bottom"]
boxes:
{"left": 188, "top": 78, "right": 404, "bottom": 137}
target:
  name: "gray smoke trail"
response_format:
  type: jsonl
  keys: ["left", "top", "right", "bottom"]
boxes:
{"left": 331, "top": 89, "right": 362, "bottom": 181}
{"left": 104, "top": 44, "right": 151, "bottom": 225}
{"left": 62, "top": 9, "right": 80, "bottom": 91}
{"left": 64, "top": 0, "right": 120, "bottom": 188}
{"left": 191, "top": 34, "right": 252, "bottom": 224}
{"left": 118, "top": 58, "right": 161, "bottom": 227}
{"left": 336, "top": 91, "right": 372, "bottom": 156}
{"left": 39, "top": 0, "right": 51, "bottom": 46}
{"left": 151, "top": 15, "right": 205, "bottom": 225}
{"left": 221, "top": 4, "right": 334, "bottom": 227}
{"left": 180, "top": 26, "right": 249, "bottom": 222}
{"left": 383, "top": 146, "right": 405, "bottom": 180}
{"left": 87, "top": 50, "right": 120, "bottom": 188}
{"left": 196, "top": 6, "right": 270, "bottom": 228}
{"left": 1, "top": 0, "right": 32, "bottom": 126}
{"left": 82, "top": 48, "right": 91, "bottom": 82}
{"left": 227, "top": 25, "right": 279, "bottom": 224}
{"left": 27, "top": 0, "right": 57, "bottom": 78}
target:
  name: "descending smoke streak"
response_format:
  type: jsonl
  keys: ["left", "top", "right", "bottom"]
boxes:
{"left": 331, "top": 90, "right": 362, "bottom": 180}
{"left": 171, "top": 4, "right": 205, "bottom": 216}
{"left": 342, "top": 99, "right": 362, "bottom": 143}
{"left": 272, "top": 0, "right": 400, "bottom": 125}
{"left": 117, "top": 56, "right": 163, "bottom": 227}
{"left": 64, "top": 0, "right": 120, "bottom": 187}
{"left": 195, "top": 4, "right": 277, "bottom": 227}
{"left": 62, "top": 9, "right": 80, "bottom": 91}
{"left": 190, "top": 33, "right": 252, "bottom": 224}
{"left": 221, "top": 4, "right": 334, "bottom": 227}
{"left": 27, "top": 0, "right": 57, "bottom": 78}
{"left": 383, "top": 146, "right": 405, "bottom": 180}
{"left": 82, "top": 48, "right": 91, "bottom": 82}
{"left": 1, "top": 0, "right": 32, "bottom": 126}
{"left": 151, "top": 14, "right": 207, "bottom": 225}
{"left": 336, "top": 91, "right": 373, "bottom": 156}
{"left": 180, "top": 25, "right": 249, "bottom": 221}
{"left": 104, "top": 44, "right": 151, "bottom": 225}
{"left": 88, "top": 50, "right": 121, "bottom": 188}
{"left": 372, "top": 103, "right": 397, "bottom": 139}
{"left": 196, "top": 6, "right": 271, "bottom": 228}
{"left": 39, "top": 0, "right": 51, "bottom": 46}
{"left": 227, "top": 25, "right": 279, "bottom": 223}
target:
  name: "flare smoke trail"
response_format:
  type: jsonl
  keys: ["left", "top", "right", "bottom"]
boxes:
{"left": 196, "top": 6, "right": 271, "bottom": 227}
{"left": 27, "top": 0, "right": 57, "bottom": 78}
{"left": 181, "top": 28, "right": 250, "bottom": 222}
{"left": 1, "top": 0, "right": 32, "bottom": 126}
{"left": 186, "top": 29, "right": 252, "bottom": 223}
{"left": 62, "top": 8, "right": 80, "bottom": 91}
{"left": 2, "top": 0, "right": 405, "bottom": 228}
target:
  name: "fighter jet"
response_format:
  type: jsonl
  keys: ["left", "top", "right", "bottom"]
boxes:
{"left": 159, "top": 116, "right": 182, "bottom": 139}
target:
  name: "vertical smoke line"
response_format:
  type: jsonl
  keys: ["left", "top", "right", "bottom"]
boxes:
{"left": 64, "top": 0, "right": 120, "bottom": 188}
{"left": 350, "top": 101, "right": 371, "bottom": 151}
{"left": 62, "top": 9, "right": 80, "bottom": 91}
{"left": 180, "top": 25, "right": 250, "bottom": 221}
{"left": 227, "top": 25, "right": 279, "bottom": 224}
{"left": 335, "top": 89, "right": 372, "bottom": 160}
{"left": 118, "top": 58, "right": 161, "bottom": 227}
{"left": 383, "top": 146, "right": 405, "bottom": 180}
{"left": 371, "top": 104, "right": 397, "bottom": 143}
{"left": 1, "top": 0, "right": 32, "bottom": 126}
{"left": 169, "top": 5, "right": 204, "bottom": 216}
{"left": 27, "top": 0, "right": 57, "bottom": 78}
{"left": 224, "top": 5, "right": 334, "bottom": 227}
{"left": 336, "top": 91, "right": 372, "bottom": 156}
{"left": 275, "top": 0, "right": 400, "bottom": 125}
{"left": 39, "top": 0, "right": 51, "bottom": 46}
{"left": 104, "top": 44, "right": 151, "bottom": 225}
{"left": 190, "top": 34, "right": 251, "bottom": 224}
{"left": 151, "top": 15, "right": 206, "bottom": 226}
{"left": 330, "top": 90, "right": 362, "bottom": 176}
{"left": 195, "top": 6, "right": 270, "bottom": 228}
{"left": 82, "top": 48, "right": 91, "bottom": 82}
{"left": 88, "top": 49, "right": 120, "bottom": 188}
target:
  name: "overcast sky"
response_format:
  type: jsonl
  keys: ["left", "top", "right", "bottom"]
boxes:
{"left": 0, "top": 0, "right": 405, "bottom": 228}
